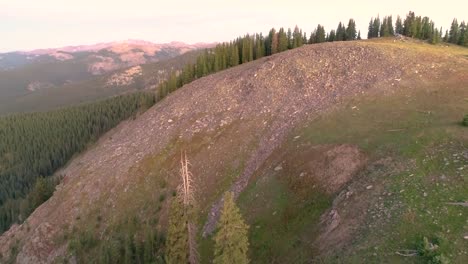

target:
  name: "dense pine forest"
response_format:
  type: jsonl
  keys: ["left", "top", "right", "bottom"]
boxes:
{"left": 0, "top": 92, "right": 155, "bottom": 232}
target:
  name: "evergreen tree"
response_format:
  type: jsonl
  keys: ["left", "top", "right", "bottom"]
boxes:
{"left": 346, "top": 19, "right": 357, "bottom": 40}
{"left": 373, "top": 16, "right": 381, "bottom": 38}
{"left": 357, "top": 30, "right": 361, "bottom": 40}
{"left": 292, "top": 26, "right": 302, "bottom": 48}
{"left": 287, "top": 28, "right": 293, "bottom": 49}
{"left": 229, "top": 44, "right": 239, "bottom": 67}
{"left": 449, "top": 18, "right": 459, "bottom": 44}
{"left": 336, "top": 22, "right": 346, "bottom": 41}
{"left": 314, "top": 24, "right": 326, "bottom": 43}
{"left": 166, "top": 197, "right": 188, "bottom": 264}
{"left": 395, "top": 15, "right": 404, "bottom": 34}
{"left": 457, "top": 21, "right": 467, "bottom": 46}
{"left": 278, "top": 28, "right": 289, "bottom": 52}
{"left": 404, "top": 11, "right": 416, "bottom": 37}
{"left": 328, "top": 30, "right": 336, "bottom": 42}
{"left": 213, "top": 192, "right": 249, "bottom": 264}
{"left": 388, "top": 16, "right": 394, "bottom": 36}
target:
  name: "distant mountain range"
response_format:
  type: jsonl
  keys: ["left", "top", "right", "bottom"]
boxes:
{"left": 0, "top": 40, "right": 213, "bottom": 73}
{"left": 0, "top": 40, "right": 214, "bottom": 115}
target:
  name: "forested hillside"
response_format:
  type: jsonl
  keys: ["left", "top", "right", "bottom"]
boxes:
{"left": 0, "top": 92, "right": 155, "bottom": 232}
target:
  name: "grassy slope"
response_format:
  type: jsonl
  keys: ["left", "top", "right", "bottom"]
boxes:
{"left": 234, "top": 42, "right": 468, "bottom": 263}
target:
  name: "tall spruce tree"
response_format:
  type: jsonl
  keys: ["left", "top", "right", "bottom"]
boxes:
{"left": 213, "top": 192, "right": 249, "bottom": 264}
{"left": 395, "top": 15, "right": 404, "bottom": 34}
{"left": 328, "top": 29, "right": 336, "bottom": 42}
{"left": 457, "top": 21, "right": 466, "bottom": 45}
{"left": 368, "top": 18, "right": 374, "bottom": 39}
{"left": 315, "top": 24, "right": 326, "bottom": 43}
{"left": 449, "top": 18, "right": 459, "bottom": 44}
{"left": 346, "top": 19, "right": 357, "bottom": 40}
{"left": 166, "top": 197, "right": 188, "bottom": 264}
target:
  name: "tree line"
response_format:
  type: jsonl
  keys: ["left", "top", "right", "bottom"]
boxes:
{"left": 0, "top": 92, "right": 155, "bottom": 233}
{"left": 368, "top": 11, "right": 468, "bottom": 46}
{"left": 156, "top": 19, "right": 360, "bottom": 99}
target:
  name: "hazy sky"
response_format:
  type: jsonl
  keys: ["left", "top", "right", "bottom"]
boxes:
{"left": 1, "top": 0, "right": 467, "bottom": 52}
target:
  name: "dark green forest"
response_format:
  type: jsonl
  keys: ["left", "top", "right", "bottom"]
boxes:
{"left": 0, "top": 92, "right": 155, "bottom": 232}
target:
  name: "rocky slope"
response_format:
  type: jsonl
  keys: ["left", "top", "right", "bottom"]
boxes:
{"left": 0, "top": 38, "right": 467, "bottom": 263}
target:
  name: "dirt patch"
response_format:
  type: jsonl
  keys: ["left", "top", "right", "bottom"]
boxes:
{"left": 314, "top": 157, "right": 407, "bottom": 257}
{"left": 304, "top": 144, "right": 368, "bottom": 194}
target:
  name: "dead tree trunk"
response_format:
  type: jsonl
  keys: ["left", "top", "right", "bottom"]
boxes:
{"left": 179, "top": 151, "right": 199, "bottom": 264}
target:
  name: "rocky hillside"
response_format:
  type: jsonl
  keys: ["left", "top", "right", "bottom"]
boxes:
{"left": 1, "top": 38, "right": 467, "bottom": 263}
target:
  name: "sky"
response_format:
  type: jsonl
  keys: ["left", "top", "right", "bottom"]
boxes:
{"left": 1, "top": 0, "right": 467, "bottom": 52}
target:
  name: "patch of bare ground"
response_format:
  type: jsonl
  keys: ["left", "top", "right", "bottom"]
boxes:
{"left": 315, "top": 157, "right": 409, "bottom": 257}
{"left": 1, "top": 39, "right": 467, "bottom": 263}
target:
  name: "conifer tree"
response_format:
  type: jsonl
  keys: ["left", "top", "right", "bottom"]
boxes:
{"left": 373, "top": 16, "right": 381, "bottom": 38}
{"left": 345, "top": 19, "right": 357, "bottom": 40}
{"left": 395, "top": 15, "right": 404, "bottom": 34}
{"left": 278, "top": 28, "right": 289, "bottom": 52}
{"left": 449, "top": 18, "right": 459, "bottom": 44}
{"left": 328, "top": 30, "right": 336, "bottom": 42}
{"left": 388, "top": 16, "right": 394, "bottom": 36}
{"left": 166, "top": 197, "right": 188, "bottom": 264}
{"left": 313, "top": 24, "right": 326, "bottom": 43}
{"left": 368, "top": 18, "right": 374, "bottom": 39}
{"left": 457, "top": 21, "right": 466, "bottom": 45}
{"left": 357, "top": 30, "right": 361, "bottom": 40}
{"left": 213, "top": 192, "right": 249, "bottom": 264}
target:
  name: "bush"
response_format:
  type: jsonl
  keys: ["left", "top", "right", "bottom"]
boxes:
{"left": 463, "top": 114, "right": 468, "bottom": 126}
{"left": 417, "top": 237, "right": 450, "bottom": 264}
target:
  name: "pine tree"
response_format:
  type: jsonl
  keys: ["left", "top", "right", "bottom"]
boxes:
{"left": 213, "top": 192, "right": 249, "bottom": 264}
{"left": 166, "top": 197, "right": 188, "bottom": 264}
{"left": 458, "top": 21, "right": 467, "bottom": 45}
{"left": 328, "top": 30, "right": 336, "bottom": 42}
{"left": 449, "top": 18, "right": 459, "bottom": 44}
{"left": 395, "top": 15, "right": 404, "bottom": 34}
{"left": 314, "top": 24, "right": 326, "bottom": 43}
{"left": 373, "top": 16, "right": 381, "bottom": 38}
{"left": 357, "top": 30, "right": 361, "bottom": 40}
{"left": 278, "top": 28, "right": 289, "bottom": 52}
{"left": 368, "top": 18, "right": 374, "bottom": 39}
{"left": 388, "top": 16, "right": 394, "bottom": 36}
{"left": 336, "top": 22, "right": 346, "bottom": 41}
{"left": 292, "top": 26, "right": 302, "bottom": 48}
{"left": 346, "top": 19, "right": 357, "bottom": 40}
